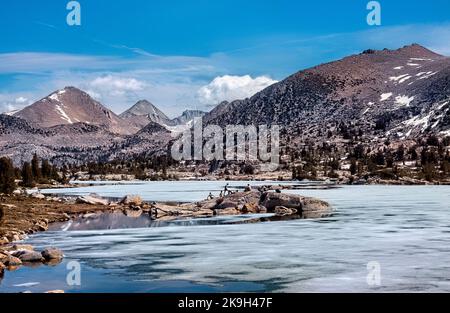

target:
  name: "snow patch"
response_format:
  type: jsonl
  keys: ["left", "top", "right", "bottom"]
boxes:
{"left": 395, "top": 95, "right": 414, "bottom": 107}
{"left": 393, "top": 66, "right": 404, "bottom": 70}
{"left": 409, "top": 58, "right": 433, "bottom": 61}
{"left": 380, "top": 93, "right": 393, "bottom": 101}
{"left": 404, "top": 114, "right": 431, "bottom": 132}
{"left": 418, "top": 71, "right": 438, "bottom": 80}
{"left": 389, "top": 74, "right": 410, "bottom": 82}
{"left": 55, "top": 104, "right": 73, "bottom": 124}
{"left": 49, "top": 93, "right": 59, "bottom": 101}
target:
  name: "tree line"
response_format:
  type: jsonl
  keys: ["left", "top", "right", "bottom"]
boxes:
{"left": 0, "top": 154, "right": 61, "bottom": 194}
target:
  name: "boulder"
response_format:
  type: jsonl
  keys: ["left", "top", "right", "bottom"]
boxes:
{"left": 31, "top": 193, "right": 45, "bottom": 199}
{"left": 301, "top": 197, "right": 331, "bottom": 212}
{"left": 260, "top": 192, "right": 332, "bottom": 214}
{"left": 76, "top": 195, "right": 109, "bottom": 206}
{"left": 274, "top": 206, "right": 298, "bottom": 216}
{"left": 13, "top": 189, "right": 23, "bottom": 195}
{"left": 41, "top": 248, "right": 64, "bottom": 261}
{"left": 0, "top": 262, "right": 5, "bottom": 276}
{"left": 213, "top": 191, "right": 261, "bottom": 210}
{"left": 12, "top": 250, "right": 44, "bottom": 262}
{"left": 0, "top": 251, "right": 9, "bottom": 263}
{"left": 214, "top": 207, "right": 240, "bottom": 216}
{"left": 0, "top": 237, "right": 9, "bottom": 246}
{"left": 214, "top": 201, "right": 239, "bottom": 210}
{"left": 5, "top": 255, "right": 22, "bottom": 267}
{"left": 260, "top": 192, "right": 303, "bottom": 211}
{"left": 10, "top": 244, "right": 34, "bottom": 251}
{"left": 120, "top": 195, "right": 143, "bottom": 206}
{"left": 241, "top": 202, "right": 266, "bottom": 214}
{"left": 35, "top": 220, "right": 48, "bottom": 231}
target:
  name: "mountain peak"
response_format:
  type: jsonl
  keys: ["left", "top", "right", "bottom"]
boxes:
{"left": 120, "top": 100, "right": 169, "bottom": 122}
{"left": 360, "top": 44, "right": 443, "bottom": 59}
{"left": 13, "top": 87, "right": 136, "bottom": 135}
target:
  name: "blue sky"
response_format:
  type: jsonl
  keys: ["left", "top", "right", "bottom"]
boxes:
{"left": 1, "top": 0, "right": 450, "bottom": 116}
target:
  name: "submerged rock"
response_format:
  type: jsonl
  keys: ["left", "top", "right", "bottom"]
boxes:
{"left": 274, "top": 206, "right": 298, "bottom": 216}
{"left": 0, "top": 250, "right": 22, "bottom": 267}
{"left": 5, "top": 255, "right": 22, "bottom": 267}
{"left": 41, "top": 248, "right": 64, "bottom": 261}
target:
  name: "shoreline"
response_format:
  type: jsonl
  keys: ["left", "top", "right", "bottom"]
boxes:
{"left": 0, "top": 187, "right": 333, "bottom": 246}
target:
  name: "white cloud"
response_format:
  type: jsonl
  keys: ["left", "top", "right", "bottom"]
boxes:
{"left": 0, "top": 93, "right": 33, "bottom": 114}
{"left": 87, "top": 75, "right": 147, "bottom": 99}
{"left": 15, "top": 96, "right": 28, "bottom": 104}
{"left": 90, "top": 75, "right": 146, "bottom": 94}
{"left": 197, "top": 75, "right": 277, "bottom": 105}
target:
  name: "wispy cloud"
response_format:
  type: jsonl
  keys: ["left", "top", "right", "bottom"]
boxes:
{"left": 1, "top": 23, "right": 450, "bottom": 116}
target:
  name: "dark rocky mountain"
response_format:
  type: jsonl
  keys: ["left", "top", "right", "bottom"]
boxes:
{"left": 14, "top": 87, "right": 139, "bottom": 135}
{"left": 205, "top": 44, "right": 450, "bottom": 140}
{"left": 171, "top": 110, "right": 206, "bottom": 125}
{"left": 120, "top": 100, "right": 206, "bottom": 130}
{"left": 106, "top": 122, "right": 172, "bottom": 161}
{"left": 0, "top": 114, "right": 121, "bottom": 165}
{"left": 120, "top": 100, "right": 172, "bottom": 128}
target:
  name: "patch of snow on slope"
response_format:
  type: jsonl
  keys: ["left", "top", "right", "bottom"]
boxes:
{"left": 55, "top": 104, "right": 73, "bottom": 124}
{"left": 380, "top": 93, "right": 393, "bottom": 101}
{"left": 395, "top": 95, "right": 414, "bottom": 107}
{"left": 49, "top": 93, "right": 59, "bottom": 101}
{"left": 389, "top": 74, "right": 410, "bottom": 82}
{"left": 418, "top": 71, "right": 438, "bottom": 80}
{"left": 393, "top": 66, "right": 404, "bottom": 70}
{"left": 409, "top": 58, "right": 433, "bottom": 61}
{"left": 404, "top": 114, "right": 431, "bottom": 132}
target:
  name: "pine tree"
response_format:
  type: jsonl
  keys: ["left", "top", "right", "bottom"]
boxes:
{"left": 41, "top": 159, "right": 52, "bottom": 179}
{"left": 21, "top": 162, "right": 34, "bottom": 187}
{"left": 0, "top": 157, "right": 17, "bottom": 194}
{"left": 350, "top": 159, "right": 357, "bottom": 175}
{"left": 31, "top": 153, "right": 42, "bottom": 181}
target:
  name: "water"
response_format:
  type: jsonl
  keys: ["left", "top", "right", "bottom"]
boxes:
{"left": 1, "top": 182, "right": 450, "bottom": 293}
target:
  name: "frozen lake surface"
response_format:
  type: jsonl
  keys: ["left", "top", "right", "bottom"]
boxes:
{"left": 1, "top": 182, "right": 449, "bottom": 293}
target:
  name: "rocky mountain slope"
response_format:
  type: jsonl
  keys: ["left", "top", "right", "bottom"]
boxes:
{"left": 0, "top": 44, "right": 449, "bottom": 168}
{"left": 119, "top": 100, "right": 172, "bottom": 128}
{"left": 14, "top": 87, "right": 139, "bottom": 135}
{"left": 205, "top": 44, "right": 450, "bottom": 140}
{"left": 120, "top": 100, "right": 206, "bottom": 130}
